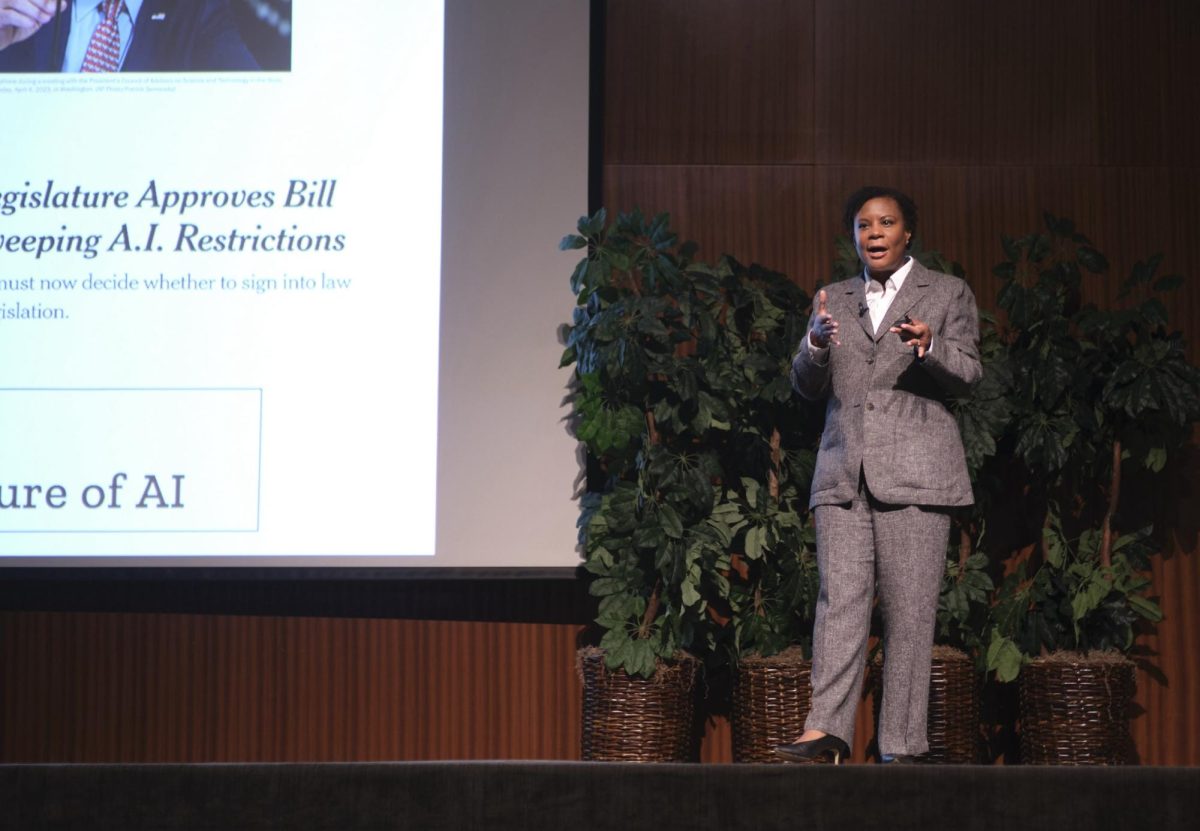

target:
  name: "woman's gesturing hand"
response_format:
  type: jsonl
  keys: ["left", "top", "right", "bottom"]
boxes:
{"left": 809, "top": 289, "right": 840, "bottom": 348}
{"left": 890, "top": 317, "right": 932, "bottom": 358}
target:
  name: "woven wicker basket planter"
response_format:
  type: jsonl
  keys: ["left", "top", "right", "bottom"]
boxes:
{"left": 577, "top": 648, "right": 699, "bottom": 762}
{"left": 869, "top": 645, "right": 982, "bottom": 764}
{"left": 730, "top": 647, "right": 822, "bottom": 763}
{"left": 1019, "top": 652, "right": 1135, "bottom": 765}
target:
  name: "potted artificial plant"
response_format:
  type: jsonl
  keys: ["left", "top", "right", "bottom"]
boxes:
{"left": 563, "top": 209, "right": 706, "bottom": 761}
{"left": 562, "top": 209, "right": 823, "bottom": 761}
{"left": 709, "top": 266, "right": 823, "bottom": 764}
{"left": 985, "top": 215, "right": 1200, "bottom": 764}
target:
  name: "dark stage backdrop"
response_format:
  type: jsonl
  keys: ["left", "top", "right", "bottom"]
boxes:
{"left": 598, "top": 0, "right": 1200, "bottom": 766}
{"left": 1, "top": 0, "right": 1197, "bottom": 766}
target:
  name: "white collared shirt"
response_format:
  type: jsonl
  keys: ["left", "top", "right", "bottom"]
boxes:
{"left": 863, "top": 256, "right": 914, "bottom": 335}
{"left": 62, "top": 0, "right": 145, "bottom": 72}
{"left": 805, "top": 255, "right": 931, "bottom": 361}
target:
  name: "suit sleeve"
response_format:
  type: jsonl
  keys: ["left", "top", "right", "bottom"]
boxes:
{"left": 918, "top": 278, "right": 982, "bottom": 397}
{"left": 790, "top": 329, "right": 831, "bottom": 401}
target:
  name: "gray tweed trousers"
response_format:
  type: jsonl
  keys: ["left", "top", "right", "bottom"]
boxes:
{"left": 804, "top": 490, "right": 951, "bottom": 757}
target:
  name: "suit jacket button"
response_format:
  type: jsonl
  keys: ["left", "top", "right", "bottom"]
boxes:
{"left": 866, "top": 357, "right": 874, "bottom": 364}
{"left": 866, "top": 403, "right": 875, "bottom": 411}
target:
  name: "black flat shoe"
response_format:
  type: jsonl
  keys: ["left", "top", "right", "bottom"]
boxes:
{"left": 773, "top": 734, "right": 851, "bottom": 765}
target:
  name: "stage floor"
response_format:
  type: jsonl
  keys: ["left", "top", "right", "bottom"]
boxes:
{"left": 3, "top": 761, "right": 1198, "bottom": 831}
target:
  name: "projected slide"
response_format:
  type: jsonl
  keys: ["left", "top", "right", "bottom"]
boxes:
{"left": 0, "top": 3, "right": 444, "bottom": 559}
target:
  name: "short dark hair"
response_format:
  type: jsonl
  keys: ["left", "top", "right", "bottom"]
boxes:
{"left": 842, "top": 186, "right": 919, "bottom": 242}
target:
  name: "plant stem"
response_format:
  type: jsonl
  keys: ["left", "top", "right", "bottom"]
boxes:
{"left": 1040, "top": 511, "right": 1052, "bottom": 567}
{"left": 768, "top": 427, "right": 781, "bottom": 501}
{"left": 646, "top": 410, "right": 660, "bottom": 445}
{"left": 639, "top": 580, "right": 662, "bottom": 639}
{"left": 1099, "top": 439, "right": 1121, "bottom": 570}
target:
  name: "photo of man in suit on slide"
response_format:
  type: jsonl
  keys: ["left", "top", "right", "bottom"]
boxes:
{"left": 0, "top": 0, "right": 289, "bottom": 72}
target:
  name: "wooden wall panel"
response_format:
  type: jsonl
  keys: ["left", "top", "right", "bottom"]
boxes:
{"left": 604, "top": 0, "right": 816, "bottom": 164}
{"left": 0, "top": 613, "right": 584, "bottom": 763}
{"left": 813, "top": 0, "right": 1100, "bottom": 165}
{"left": 1132, "top": 506, "right": 1200, "bottom": 764}
{"left": 1095, "top": 0, "right": 1171, "bottom": 166}
{"left": 602, "top": 164, "right": 820, "bottom": 281}
{"left": 1096, "top": 0, "right": 1200, "bottom": 166}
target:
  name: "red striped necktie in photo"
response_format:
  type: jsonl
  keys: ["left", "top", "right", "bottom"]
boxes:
{"left": 80, "top": 0, "right": 124, "bottom": 73}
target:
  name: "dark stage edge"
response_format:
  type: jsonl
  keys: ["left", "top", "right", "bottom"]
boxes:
{"left": 3, "top": 762, "right": 1197, "bottom": 831}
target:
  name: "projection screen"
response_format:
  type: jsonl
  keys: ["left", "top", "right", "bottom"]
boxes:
{"left": 0, "top": 0, "right": 589, "bottom": 568}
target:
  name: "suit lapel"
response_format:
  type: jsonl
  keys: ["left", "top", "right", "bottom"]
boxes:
{"left": 875, "top": 259, "right": 932, "bottom": 341}
{"left": 842, "top": 278, "right": 872, "bottom": 342}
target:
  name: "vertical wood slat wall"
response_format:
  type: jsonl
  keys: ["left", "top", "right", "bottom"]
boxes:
{"left": 1, "top": 0, "right": 1198, "bottom": 767}
{"left": 599, "top": 0, "right": 1200, "bottom": 766}
{"left": 0, "top": 612, "right": 583, "bottom": 762}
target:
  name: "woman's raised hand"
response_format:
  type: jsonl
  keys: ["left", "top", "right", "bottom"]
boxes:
{"left": 808, "top": 289, "right": 840, "bottom": 348}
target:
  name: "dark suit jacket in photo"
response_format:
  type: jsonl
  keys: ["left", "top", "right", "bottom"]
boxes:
{"left": 0, "top": 0, "right": 258, "bottom": 72}
{"left": 791, "top": 260, "right": 982, "bottom": 509}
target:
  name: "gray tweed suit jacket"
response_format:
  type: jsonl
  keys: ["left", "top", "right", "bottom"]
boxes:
{"left": 791, "top": 260, "right": 981, "bottom": 508}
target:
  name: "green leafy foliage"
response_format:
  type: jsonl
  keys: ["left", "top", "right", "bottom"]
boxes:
{"left": 984, "top": 215, "right": 1197, "bottom": 679}
{"left": 987, "top": 524, "right": 1162, "bottom": 678}
{"left": 563, "top": 209, "right": 823, "bottom": 677}
{"left": 938, "top": 543, "right": 994, "bottom": 656}
{"left": 720, "top": 478, "right": 819, "bottom": 662}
